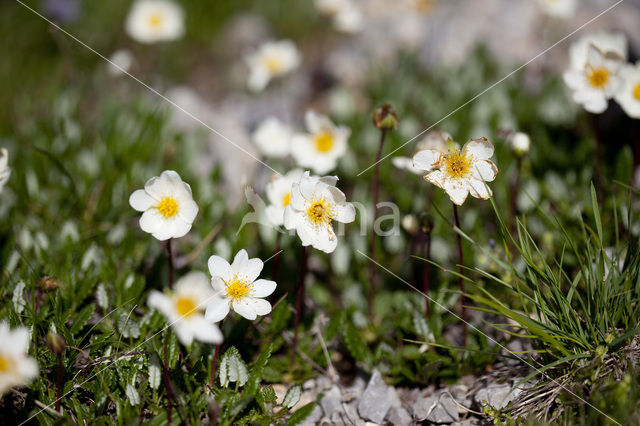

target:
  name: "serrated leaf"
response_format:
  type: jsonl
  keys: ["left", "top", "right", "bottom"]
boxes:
{"left": 282, "top": 385, "right": 301, "bottom": 409}
{"left": 126, "top": 383, "right": 140, "bottom": 406}
{"left": 219, "top": 346, "right": 248, "bottom": 388}
{"left": 148, "top": 353, "right": 162, "bottom": 391}
{"left": 261, "top": 386, "right": 277, "bottom": 403}
{"left": 96, "top": 283, "right": 109, "bottom": 310}
{"left": 344, "top": 322, "right": 372, "bottom": 365}
{"left": 71, "top": 304, "right": 95, "bottom": 334}
{"left": 412, "top": 312, "right": 434, "bottom": 341}
{"left": 287, "top": 402, "right": 316, "bottom": 426}
{"left": 12, "top": 280, "right": 26, "bottom": 314}
{"left": 118, "top": 313, "right": 140, "bottom": 338}
{"left": 168, "top": 333, "right": 179, "bottom": 368}
{"left": 245, "top": 344, "right": 273, "bottom": 397}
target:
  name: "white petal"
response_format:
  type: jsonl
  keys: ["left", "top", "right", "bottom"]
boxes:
{"left": 148, "top": 291, "right": 174, "bottom": 318}
{"left": 265, "top": 205, "right": 285, "bottom": 226}
{"left": 139, "top": 210, "right": 163, "bottom": 235}
{"left": 468, "top": 178, "right": 493, "bottom": 200}
{"left": 172, "top": 323, "right": 194, "bottom": 346}
{"left": 472, "top": 160, "right": 498, "bottom": 182}
{"left": 425, "top": 170, "right": 446, "bottom": 189}
{"left": 129, "top": 189, "right": 155, "bottom": 211}
{"left": 314, "top": 225, "right": 338, "bottom": 253}
{"left": 232, "top": 299, "right": 258, "bottom": 320}
{"left": 333, "top": 202, "right": 356, "bottom": 223}
{"left": 205, "top": 299, "right": 231, "bottom": 323}
{"left": 231, "top": 249, "right": 249, "bottom": 271}
{"left": 165, "top": 217, "right": 192, "bottom": 239}
{"left": 208, "top": 256, "right": 232, "bottom": 281}
{"left": 464, "top": 138, "right": 494, "bottom": 160}
{"left": 412, "top": 150, "right": 442, "bottom": 172}
{"left": 177, "top": 199, "right": 198, "bottom": 223}
{"left": 192, "top": 317, "right": 224, "bottom": 344}
{"left": 444, "top": 179, "right": 470, "bottom": 206}
{"left": 247, "top": 297, "right": 272, "bottom": 316}
{"left": 251, "top": 279, "right": 276, "bottom": 297}
{"left": 283, "top": 206, "right": 300, "bottom": 230}
{"left": 242, "top": 258, "right": 264, "bottom": 283}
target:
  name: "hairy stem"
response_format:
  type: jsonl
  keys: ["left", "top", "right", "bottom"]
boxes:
{"left": 453, "top": 204, "right": 467, "bottom": 347}
{"left": 209, "top": 343, "right": 221, "bottom": 387}
{"left": 166, "top": 238, "right": 174, "bottom": 290}
{"left": 368, "top": 129, "right": 387, "bottom": 321}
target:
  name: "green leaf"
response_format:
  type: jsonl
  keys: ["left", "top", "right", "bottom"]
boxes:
{"left": 344, "top": 322, "right": 372, "bottom": 365}
{"left": 287, "top": 402, "right": 316, "bottom": 426}
{"left": 148, "top": 353, "right": 162, "bottom": 391}
{"left": 282, "top": 385, "right": 301, "bottom": 409}
{"left": 71, "top": 304, "right": 95, "bottom": 334}
{"left": 219, "top": 346, "right": 248, "bottom": 388}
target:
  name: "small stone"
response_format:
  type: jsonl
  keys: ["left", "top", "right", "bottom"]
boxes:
{"left": 320, "top": 385, "right": 343, "bottom": 415}
{"left": 303, "top": 379, "right": 316, "bottom": 391}
{"left": 300, "top": 405, "right": 324, "bottom": 426}
{"left": 387, "top": 386, "right": 403, "bottom": 408}
{"left": 474, "top": 384, "right": 521, "bottom": 410}
{"left": 386, "top": 406, "right": 413, "bottom": 426}
{"left": 344, "top": 375, "right": 366, "bottom": 401}
{"left": 315, "top": 376, "right": 333, "bottom": 391}
{"left": 342, "top": 402, "right": 365, "bottom": 426}
{"left": 357, "top": 370, "right": 392, "bottom": 424}
{"left": 412, "top": 393, "right": 459, "bottom": 424}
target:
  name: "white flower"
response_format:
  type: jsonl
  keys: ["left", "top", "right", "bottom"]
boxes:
{"left": 265, "top": 169, "right": 304, "bottom": 227}
{"left": 0, "top": 323, "right": 38, "bottom": 396}
{"left": 283, "top": 171, "right": 356, "bottom": 253}
{"left": 205, "top": 250, "right": 277, "bottom": 321}
{"left": 412, "top": 137, "right": 498, "bottom": 206}
{"left": 393, "top": 130, "right": 453, "bottom": 175}
{"left": 129, "top": 170, "right": 199, "bottom": 241}
{"left": 510, "top": 132, "right": 530, "bottom": 156}
{"left": 537, "top": 0, "right": 576, "bottom": 19}
{"left": 614, "top": 62, "right": 640, "bottom": 119}
{"left": 125, "top": 0, "right": 184, "bottom": 44}
{"left": 252, "top": 117, "right": 293, "bottom": 158}
{"left": 0, "top": 148, "right": 11, "bottom": 193}
{"left": 314, "top": 0, "right": 364, "bottom": 34}
{"left": 563, "top": 45, "right": 624, "bottom": 114}
{"left": 147, "top": 272, "right": 223, "bottom": 345}
{"left": 291, "top": 110, "right": 350, "bottom": 174}
{"left": 567, "top": 31, "right": 627, "bottom": 71}
{"left": 107, "top": 49, "right": 134, "bottom": 76}
{"left": 246, "top": 40, "right": 301, "bottom": 92}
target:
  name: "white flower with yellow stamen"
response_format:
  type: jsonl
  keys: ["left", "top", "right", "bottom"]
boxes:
{"left": 283, "top": 171, "right": 355, "bottom": 253}
{"left": 537, "top": 0, "right": 576, "bottom": 18}
{"left": 246, "top": 40, "right": 301, "bottom": 92}
{"left": 148, "top": 272, "right": 223, "bottom": 345}
{"left": 265, "top": 169, "right": 304, "bottom": 227}
{"left": 0, "top": 323, "right": 38, "bottom": 396}
{"left": 412, "top": 137, "right": 498, "bottom": 206}
{"left": 0, "top": 148, "right": 11, "bottom": 193}
{"left": 393, "top": 130, "right": 453, "bottom": 175}
{"left": 563, "top": 44, "right": 624, "bottom": 114}
{"left": 614, "top": 62, "right": 640, "bottom": 119}
{"left": 252, "top": 117, "right": 293, "bottom": 158}
{"left": 568, "top": 32, "right": 627, "bottom": 71}
{"left": 314, "top": 0, "right": 364, "bottom": 34}
{"left": 125, "top": 0, "right": 185, "bottom": 44}
{"left": 291, "top": 110, "right": 350, "bottom": 174}
{"left": 205, "top": 250, "right": 277, "bottom": 321}
{"left": 129, "top": 170, "right": 199, "bottom": 241}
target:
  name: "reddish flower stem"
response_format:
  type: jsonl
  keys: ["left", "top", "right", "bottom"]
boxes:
{"left": 55, "top": 353, "right": 63, "bottom": 413}
{"left": 291, "top": 245, "right": 308, "bottom": 364}
{"left": 368, "top": 129, "right": 387, "bottom": 321}
{"left": 166, "top": 239, "right": 174, "bottom": 290}
{"left": 163, "top": 331, "right": 173, "bottom": 426}
{"left": 209, "top": 343, "right": 221, "bottom": 387}
{"left": 453, "top": 204, "right": 467, "bottom": 347}
{"left": 423, "top": 229, "right": 431, "bottom": 318}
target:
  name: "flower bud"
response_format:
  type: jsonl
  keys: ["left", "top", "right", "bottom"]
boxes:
{"left": 39, "top": 276, "right": 59, "bottom": 291}
{"left": 401, "top": 215, "right": 419, "bottom": 235}
{"left": 371, "top": 103, "right": 399, "bottom": 131}
{"left": 510, "top": 132, "right": 530, "bottom": 157}
{"left": 47, "top": 332, "right": 66, "bottom": 355}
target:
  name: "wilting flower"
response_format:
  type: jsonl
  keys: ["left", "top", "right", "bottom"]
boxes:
{"left": 283, "top": 171, "right": 356, "bottom": 253}
{"left": 125, "top": 0, "right": 185, "bottom": 44}
{"left": 148, "top": 272, "right": 223, "bottom": 345}
{"left": 0, "top": 148, "right": 11, "bottom": 193}
{"left": 291, "top": 110, "right": 350, "bottom": 174}
{"left": 205, "top": 250, "right": 277, "bottom": 321}
{"left": 510, "top": 132, "right": 530, "bottom": 156}
{"left": 246, "top": 40, "right": 300, "bottom": 92}
{"left": 314, "top": 0, "right": 364, "bottom": 34}
{"left": 614, "top": 62, "right": 640, "bottom": 119}
{"left": 129, "top": 170, "right": 199, "bottom": 241}
{"left": 0, "top": 323, "right": 38, "bottom": 396}
{"left": 412, "top": 137, "right": 498, "bottom": 206}
{"left": 563, "top": 45, "right": 624, "bottom": 113}
{"left": 393, "top": 130, "right": 453, "bottom": 175}
{"left": 252, "top": 117, "right": 293, "bottom": 158}
{"left": 265, "top": 169, "right": 304, "bottom": 227}
{"left": 568, "top": 32, "right": 627, "bottom": 71}
{"left": 537, "top": 0, "right": 576, "bottom": 18}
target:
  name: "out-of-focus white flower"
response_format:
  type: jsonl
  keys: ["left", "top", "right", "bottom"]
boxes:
{"left": 205, "top": 250, "right": 277, "bottom": 321}
{"left": 0, "top": 323, "right": 38, "bottom": 396}
{"left": 393, "top": 130, "right": 453, "bottom": 174}
{"left": 252, "top": 117, "right": 293, "bottom": 158}
{"left": 564, "top": 45, "right": 624, "bottom": 114}
{"left": 129, "top": 170, "right": 199, "bottom": 241}
{"left": 291, "top": 110, "right": 350, "bottom": 174}
{"left": 246, "top": 40, "right": 300, "bottom": 92}
{"left": 413, "top": 137, "right": 498, "bottom": 205}
{"left": 283, "top": 171, "right": 355, "bottom": 253}
{"left": 125, "top": 0, "right": 185, "bottom": 44}
{"left": 614, "top": 62, "right": 640, "bottom": 119}
{"left": 568, "top": 31, "right": 627, "bottom": 71}
{"left": 107, "top": 49, "right": 134, "bottom": 76}
{"left": 147, "top": 272, "right": 223, "bottom": 345}
{"left": 315, "top": 0, "right": 364, "bottom": 34}
{"left": 0, "top": 149, "right": 11, "bottom": 193}
{"left": 537, "top": 0, "right": 577, "bottom": 19}
{"left": 265, "top": 169, "right": 304, "bottom": 227}
{"left": 510, "top": 132, "right": 530, "bottom": 156}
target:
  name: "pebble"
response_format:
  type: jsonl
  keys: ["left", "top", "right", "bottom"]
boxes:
{"left": 412, "top": 393, "right": 460, "bottom": 424}
{"left": 386, "top": 406, "right": 413, "bottom": 426}
{"left": 357, "top": 370, "right": 392, "bottom": 423}
{"left": 474, "top": 384, "right": 522, "bottom": 410}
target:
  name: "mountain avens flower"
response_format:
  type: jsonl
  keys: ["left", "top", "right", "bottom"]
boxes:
{"left": 291, "top": 110, "right": 350, "bottom": 174}
{"left": 0, "top": 148, "right": 10, "bottom": 193}
{"left": 510, "top": 132, "right": 530, "bottom": 156}
{"left": 0, "top": 322, "right": 38, "bottom": 396}
{"left": 205, "top": 250, "right": 277, "bottom": 321}
{"left": 129, "top": 170, "right": 199, "bottom": 241}
{"left": 252, "top": 117, "right": 293, "bottom": 158}
{"left": 265, "top": 169, "right": 304, "bottom": 227}
{"left": 246, "top": 40, "right": 300, "bottom": 92}
{"left": 537, "top": 0, "right": 576, "bottom": 18}
{"left": 412, "top": 137, "right": 498, "bottom": 206}
{"left": 614, "top": 62, "right": 640, "bottom": 119}
{"left": 147, "top": 271, "right": 223, "bottom": 345}
{"left": 125, "top": 0, "right": 185, "bottom": 44}
{"left": 283, "top": 171, "right": 355, "bottom": 253}
{"left": 314, "top": 0, "right": 364, "bottom": 34}
{"left": 568, "top": 32, "right": 627, "bottom": 71}
{"left": 393, "top": 130, "right": 453, "bottom": 174}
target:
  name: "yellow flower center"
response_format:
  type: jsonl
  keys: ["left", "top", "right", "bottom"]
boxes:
{"left": 264, "top": 56, "right": 283, "bottom": 73}
{"left": 306, "top": 199, "right": 334, "bottom": 226}
{"left": 633, "top": 83, "right": 640, "bottom": 101}
{"left": 588, "top": 67, "right": 609, "bottom": 88}
{"left": 282, "top": 192, "right": 291, "bottom": 207}
{"left": 225, "top": 276, "right": 253, "bottom": 301}
{"left": 314, "top": 132, "right": 334, "bottom": 153}
{"left": 175, "top": 297, "right": 197, "bottom": 317}
{"left": 0, "top": 355, "right": 11, "bottom": 372}
{"left": 148, "top": 12, "right": 164, "bottom": 29}
{"left": 444, "top": 149, "right": 472, "bottom": 179}
{"left": 157, "top": 196, "right": 179, "bottom": 218}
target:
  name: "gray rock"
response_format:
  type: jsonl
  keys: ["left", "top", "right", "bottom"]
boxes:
{"left": 474, "top": 384, "right": 521, "bottom": 410}
{"left": 357, "top": 370, "right": 392, "bottom": 423}
{"left": 386, "top": 406, "right": 413, "bottom": 426}
{"left": 320, "top": 385, "right": 343, "bottom": 415}
{"left": 387, "top": 386, "right": 403, "bottom": 409}
{"left": 342, "top": 402, "right": 365, "bottom": 426}
{"left": 412, "top": 393, "right": 459, "bottom": 424}
{"left": 299, "top": 404, "right": 323, "bottom": 426}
